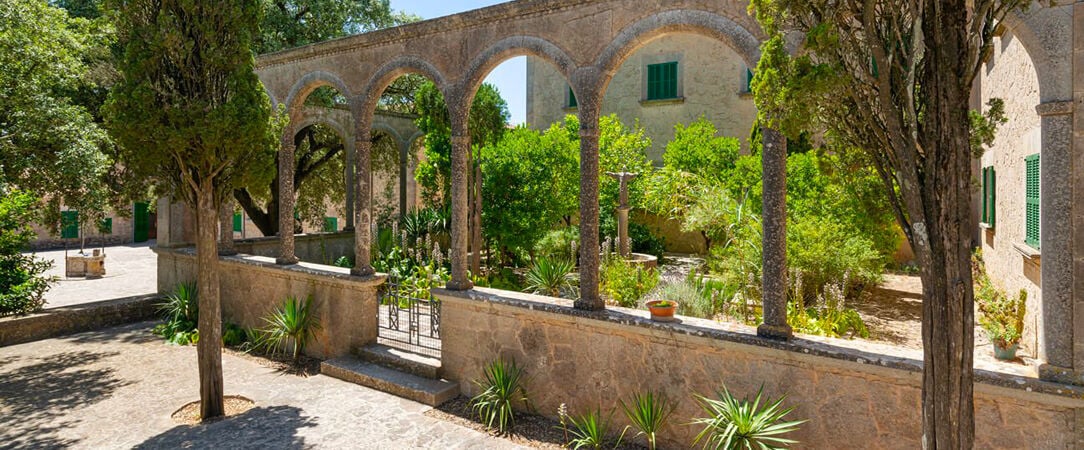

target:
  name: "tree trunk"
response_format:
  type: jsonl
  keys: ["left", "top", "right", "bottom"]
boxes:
{"left": 234, "top": 187, "right": 277, "bottom": 236}
{"left": 915, "top": 1, "right": 975, "bottom": 447}
{"left": 195, "top": 185, "right": 224, "bottom": 419}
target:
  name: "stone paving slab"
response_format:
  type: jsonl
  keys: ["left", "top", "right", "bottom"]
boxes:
{"left": 28, "top": 242, "right": 159, "bottom": 309}
{"left": 0, "top": 322, "right": 526, "bottom": 450}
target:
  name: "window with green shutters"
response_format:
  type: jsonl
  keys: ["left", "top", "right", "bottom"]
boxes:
{"left": 646, "top": 61, "right": 678, "bottom": 100}
{"left": 1025, "top": 154, "right": 1040, "bottom": 249}
{"left": 981, "top": 166, "right": 995, "bottom": 227}
{"left": 324, "top": 217, "right": 338, "bottom": 232}
{"left": 233, "top": 213, "right": 242, "bottom": 233}
{"left": 567, "top": 86, "right": 577, "bottom": 108}
{"left": 61, "top": 210, "right": 79, "bottom": 239}
{"left": 743, "top": 68, "right": 754, "bottom": 93}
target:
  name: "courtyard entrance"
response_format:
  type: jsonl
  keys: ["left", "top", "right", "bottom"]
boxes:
{"left": 378, "top": 278, "right": 441, "bottom": 358}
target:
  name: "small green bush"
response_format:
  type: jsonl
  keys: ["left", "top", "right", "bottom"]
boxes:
{"left": 620, "top": 391, "right": 674, "bottom": 450}
{"left": 601, "top": 259, "right": 659, "bottom": 308}
{"left": 692, "top": 385, "right": 805, "bottom": 450}
{"left": 534, "top": 226, "right": 579, "bottom": 260}
{"left": 524, "top": 256, "right": 577, "bottom": 298}
{"left": 0, "top": 190, "right": 55, "bottom": 317}
{"left": 974, "top": 253, "right": 1027, "bottom": 347}
{"left": 222, "top": 322, "right": 249, "bottom": 347}
{"left": 471, "top": 358, "right": 529, "bottom": 435}
{"left": 787, "top": 217, "right": 883, "bottom": 302}
{"left": 153, "top": 283, "right": 200, "bottom": 345}
{"left": 562, "top": 406, "right": 625, "bottom": 449}
{"left": 255, "top": 295, "right": 322, "bottom": 364}
{"left": 651, "top": 280, "right": 711, "bottom": 318}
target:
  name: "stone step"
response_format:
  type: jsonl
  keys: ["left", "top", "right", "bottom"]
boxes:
{"left": 356, "top": 343, "right": 442, "bottom": 379}
{"left": 321, "top": 355, "right": 459, "bottom": 407}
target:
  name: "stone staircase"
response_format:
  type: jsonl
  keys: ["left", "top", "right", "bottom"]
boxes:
{"left": 321, "top": 343, "right": 458, "bottom": 406}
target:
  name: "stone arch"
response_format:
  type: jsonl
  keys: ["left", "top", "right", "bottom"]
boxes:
{"left": 594, "top": 9, "right": 763, "bottom": 95}
{"left": 357, "top": 56, "right": 448, "bottom": 130}
{"left": 459, "top": 36, "right": 579, "bottom": 105}
{"left": 999, "top": 7, "right": 1074, "bottom": 103}
{"left": 282, "top": 70, "right": 356, "bottom": 120}
{"left": 293, "top": 116, "right": 350, "bottom": 141}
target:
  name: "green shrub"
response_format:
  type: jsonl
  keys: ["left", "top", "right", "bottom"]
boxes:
{"left": 0, "top": 190, "right": 55, "bottom": 317}
{"left": 255, "top": 295, "right": 322, "bottom": 364}
{"left": 973, "top": 254, "right": 1027, "bottom": 347}
{"left": 471, "top": 358, "right": 529, "bottom": 435}
{"left": 601, "top": 259, "right": 659, "bottom": 308}
{"left": 524, "top": 256, "right": 577, "bottom": 298}
{"left": 692, "top": 385, "right": 805, "bottom": 450}
{"left": 534, "top": 226, "right": 579, "bottom": 260}
{"left": 333, "top": 256, "right": 353, "bottom": 268}
{"left": 600, "top": 216, "right": 666, "bottom": 259}
{"left": 651, "top": 280, "right": 711, "bottom": 318}
{"left": 562, "top": 406, "right": 626, "bottom": 449}
{"left": 787, "top": 217, "right": 883, "bottom": 302}
{"left": 152, "top": 283, "right": 200, "bottom": 345}
{"left": 620, "top": 391, "right": 674, "bottom": 450}
{"left": 222, "top": 322, "right": 248, "bottom": 347}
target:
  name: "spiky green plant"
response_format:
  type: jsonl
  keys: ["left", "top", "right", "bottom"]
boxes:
{"left": 257, "top": 295, "right": 321, "bottom": 364}
{"left": 524, "top": 256, "right": 577, "bottom": 298}
{"left": 152, "top": 283, "right": 200, "bottom": 344}
{"left": 470, "top": 358, "right": 529, "bottom": 434}
{"left": 565, "top": 406, "right": 625, "bottom": 449}
{"left": 620, "top": 391, "right": 674, "bottom": 450}
{"left": 691, "top": 385, "right": 805, "bottom": 450}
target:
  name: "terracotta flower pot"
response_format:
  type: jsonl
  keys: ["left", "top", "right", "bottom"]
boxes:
{"left": 646, "top": 300, "right": 678, "bottom": 322}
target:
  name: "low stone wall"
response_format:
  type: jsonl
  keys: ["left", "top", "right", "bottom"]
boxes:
{"left": 0, "top": 294, "right": 159, "bottom": 347}
{"left": 155, "top": 247, "right": 383, "bottom": 359}
{"left": 435, "top": 287, "right": 1084, "bottom": 449}
{"left": 234, "top": 232, "right": 355, "bottom": 266}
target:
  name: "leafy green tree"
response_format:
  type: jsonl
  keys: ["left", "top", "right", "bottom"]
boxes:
{"left": 0, "top": 189, "right": 55, "bottom": 317}
{"left": 749, "top": 0, "right": 1025, "bottom": 445}
{"left": 255, "top": 0, "right": 417, "bottom": 53}
{"left": 663, "top": 117, "right": 741, "bottom": 182}
{"left": 105, "top": 0, "right": 280, "bottom": 419}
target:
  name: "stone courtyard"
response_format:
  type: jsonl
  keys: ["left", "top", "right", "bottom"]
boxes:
{"left": 0, "top": 322, "right": 525, "bottom": 450}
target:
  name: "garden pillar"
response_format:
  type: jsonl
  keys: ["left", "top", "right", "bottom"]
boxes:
{"left": 448, "top": 131, "right": 473, "bottom": 290}
{"left": 758, "top": 126, "right": 792, "bottom": 340}
{"left": 353, "top": 133, "right": 375, "bottom": 276}
{"left": 399, "top": 139, "right": 409, "bottom": 220}
{"left": 276, "top": 133, "right": 299, "bottom": 265}
{"left": 344, "top": 138, "right": 356, "bottom": 230}
{"left": 576, "top": 103, "right": 602, "bottom": 310}
{"left": 218, "top": 199, "right": 236, "bottom": 256}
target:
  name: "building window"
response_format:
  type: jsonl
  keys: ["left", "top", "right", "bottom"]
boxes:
{"left": 61, "top": 210, "right": 79, "bottom": 239}
{"left": 324, "top": 216, "right": 338, "bottom": 233}
{"left": 1025, "top": 153, "right": 1040, "bottom": 249}
{"left": 743, "top": 67, "right": 754, "bottom": 93}
{"left": 981, "top": 166, "right": 995, "bottom": 227}
{"left": 233, "top": 213, "right": 243, "bottom": 233}
{"left": 567, "top": 85, "right": 577, "bottom": 108}
{"left": 646, "top": 61, "right": 679, "bottom": 100}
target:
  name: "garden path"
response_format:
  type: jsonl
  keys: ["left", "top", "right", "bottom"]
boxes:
{"left": 28, "top": 241, "right": 158, "bottom": 309}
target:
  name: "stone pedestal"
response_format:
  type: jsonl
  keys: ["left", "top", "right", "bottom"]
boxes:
{"left": 616, "top": 206, "right": 630, "bottom": 257}
{"left": 66, "top": 252, "right": 106, "bottom": 278}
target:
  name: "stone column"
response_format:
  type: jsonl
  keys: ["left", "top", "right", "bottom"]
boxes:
{"left": 277, "top": 133, "right": 299, "bottom": 265}
{"left": 218, "top": 199, "right": 237, "bottom": 256}
{"left": 607, "top": 172, "right": 637, "bottom": 258}
{"left": 399, "top": 140, "right": 409, "bottom": 219}
{"left": 576, "top": 102, "right": 602, "bottom": 310}
{"left": 353, "top": 133, "right": 375, "bottom": 276}
{"left": 344, "top": 138, "right": 356, "bottom": 231}
{"left": 1036, "top": 100, "right": 1076, "bottom": 382}
{"left": 448, "top": 130, "right": 473, "bottom": 290}
{"left": 757, "top": 126, "right": 792, "bottom": 340}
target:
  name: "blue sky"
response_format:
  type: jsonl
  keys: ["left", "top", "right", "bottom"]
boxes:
{"left": 388, "top": 0, "right": 526, "bottom": 124}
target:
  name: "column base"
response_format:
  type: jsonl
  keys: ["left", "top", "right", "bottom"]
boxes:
{"left": 574, "top": 298, "right": 605, "bottom": 311}
{"left": 351, "top": 266, "right": 376, "bottom": 277}
{"left": 757, "top": 323, "right": 793, "bottom": 341}
{"left": 217, "top": 248, "right": 238, "bottom": 256}
{"left": 1038, "top": 363, "right": 1084, "bottom": 386}
{"left": 275, "top": 256, "right": 299, "bottom": 265}
{"left": 446, "top": 279, "right": 474, "bottom": 291}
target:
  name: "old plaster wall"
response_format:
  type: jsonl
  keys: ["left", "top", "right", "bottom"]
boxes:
{"left": 233, "top": 232, "right": 355, "bottom": 266}
{"left": 438, "top": 289, "right": 1083, "bottom": 449}
{"left": 526, "top": 33, "right": 757, "bottom": 161}
{"left": 155, "top": 248, "right": 382, "bottom": 359}
{"left": 977, "top": 29, "right": 1044, "bottom": 357}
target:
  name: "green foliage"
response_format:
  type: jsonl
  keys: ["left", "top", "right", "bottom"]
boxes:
{"left": 524, "top": 256, "right": 577, "bottom": 299}
{"left": 664, "top": 117, "right": 741, "bottom": 182}
{"left": 470, "top": 358, "right": 529, "bottom": 435}
{"left": 222, "top": 322, "right": 249, "bottom": 347}
{"left": 620, "top": 391, "right": 674, "bottom": 450}
{"left": 255, "top": 0, "right": 418, "bottom": 53}
{"left": 0, "top": 191, "right": 55, "bottom": 317}
{"left": 601, "top": 258, "right": 659, "bottom": 308}
{"left": 400, "top": 206, "right": 449, "bottom": 242}
{"left": 534, "top": 226, "right": 579, "bottom": 260}
{"left": 599, "top": 217, "right": 666, "bottom": 260}
{"left": 692, "top": 385, "right": 805, "bottom": 450}
{"left": 786, "top": 217, "right": 883, "bottom": 300}
{"left": 598, "top": 114, "right": 653, "bottom": 212}
{"left": 973, "top": 253, "right": 1027, "bottom": 347}
{"left": 970, "top": 98, "right": 1008, "bottom": 158}
{"left": 562, "top": 406, "right": 626, "bottom": 450}
{"left": 255, "top": 295, "right": 322, "bottom": 364}
{"left": 333, "top": 256, "right": 353, "bottom": 268}
{"left": 152, "top": 283, "right": 199, "bottom": 345}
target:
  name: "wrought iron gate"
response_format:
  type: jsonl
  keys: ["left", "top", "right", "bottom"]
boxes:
{"left": 378, "top": 280, "right": 441, "bottom": 358}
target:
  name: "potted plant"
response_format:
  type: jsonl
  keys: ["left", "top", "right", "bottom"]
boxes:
{"left": 646, "top": 300, "right": 678, "bottom": 322}
{"left": 976, "top": 283, "right": 1027, "bottom": 361}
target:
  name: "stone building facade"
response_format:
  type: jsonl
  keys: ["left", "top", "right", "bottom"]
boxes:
{"left": 526, "top": 34, "right": 758, "bottom": 161}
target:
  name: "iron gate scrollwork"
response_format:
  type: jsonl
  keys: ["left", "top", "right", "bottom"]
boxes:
{"left": 378, "top": 278, "right": 441, "bottom": 358}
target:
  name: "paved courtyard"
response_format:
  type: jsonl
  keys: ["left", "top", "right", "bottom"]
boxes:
{"left": 29, "top": 242, "right": 158, "bottom": 309}
{"left": 0, "top": 322, "right": 525, "bottom": 450}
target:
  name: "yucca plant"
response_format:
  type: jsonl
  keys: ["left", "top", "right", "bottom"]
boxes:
{"left": 524, "top": 256, "right": 577, "bottom": 298}
{"left": 470, "top": 358, "right": 529, "bottom": 435}
{"left": 257, "top": 295, "right": 322, "bottom": 364}
{"left": 691, "top": 385, "right": 805, "bottom": 450}
{"left": 620, "top": 391, "right": 674, "bottom": 450}
{"left": 152, "top": 283, "right": 200, "bottom": 344}
{"left": 564, "top": 406, "right": 626, "bottom": 449}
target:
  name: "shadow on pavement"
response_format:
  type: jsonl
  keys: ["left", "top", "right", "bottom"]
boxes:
{"left": 133, "top": 405, "right": 315, "bottom": 450}
{"left": 0, "top": 350, "right": 130, "bottom": 449}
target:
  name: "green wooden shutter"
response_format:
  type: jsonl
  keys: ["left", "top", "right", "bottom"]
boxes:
{"left": 981, "top": 167, "right": 996, "bottom": 227}
{"left": 568, "top": 86, "right": 577, "bottom": 108}
{"left": 646, "top": 62, "right": 678, "bottom": 100}
{"left": 989, "top": 167, "right": 996, "bottom": 227}
{"left": 745, "top": 68, "right": 754, "bottom": 93}
{"left": 1025, "top": 154, "right": 1040, "bottom": 249}
{"left": 324, "top": 217, "right": 338, "bottom": 232}
{"left": 133, "top": 202, "right": 149, "bottom": 242}
{"left": 981, "top": 167, "right": 988, "bottom": 224}
{"left": 61, "top": 211, "right": 79, "bottom": 239}
{"left": 98, "top": 218, "right": 113, "bottom": 234}
{"left": 233, "top": 213, "right": 242, "bottom": 232}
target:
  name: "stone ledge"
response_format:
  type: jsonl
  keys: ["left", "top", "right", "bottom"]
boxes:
{"left": 154, "top": 246, "right": 387, "bottom": 288}
{"left": 433, "top": 286, "right": 1084, "bottom": 403}
{"left": 0, "top": 294, "right": 159, "bottom": 347}
{"left": 1035, "top": 100, "right": 1073, "bottom": 116}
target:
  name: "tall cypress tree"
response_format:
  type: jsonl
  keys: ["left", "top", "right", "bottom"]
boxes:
{"left": 105, "top": 0, "right": 279, "bottom": 419}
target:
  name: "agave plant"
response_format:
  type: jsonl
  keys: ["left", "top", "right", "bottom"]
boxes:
{"left": 257, "top": 295, "right": 322, "bottom": 364}
{"left": 620, "top": 391, "right": 674, "bottom": 450}
{"left": 524, "top": 256, "right": 577, "bottom": 298}
{"left": 158, "top": 282, "right": 198, "bottom": 324}
{"left": 470, "top": 358, "right": 529, "bottom": 435}
{"left": 564, "top": 406, "right": 626, "bottom": 449}
{"left": 691, "top": 385, "right": 805, "bottom": 450}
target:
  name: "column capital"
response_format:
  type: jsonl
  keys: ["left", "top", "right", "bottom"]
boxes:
{"left": 1036, "top": 100, "right": 1073, "bottom": 117}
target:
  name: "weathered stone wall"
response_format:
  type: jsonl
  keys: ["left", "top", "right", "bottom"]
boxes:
{"left": 527, "top": 33, "right": 757, "bottom": 161}
{"left": 29, "top": 210, "right": 138, "bottom": 251}
{"left": 436, "top": 288, "right": 1084, "bottom": 449}
{"left": 977, "top": 29, "right": 1043, "bottom": 357}
{"left": 234, "top": 232, "right": 355, "bottom": 266}
{"left": 155, "top": 247, "right": 383, "bottom": 359}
